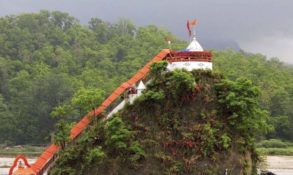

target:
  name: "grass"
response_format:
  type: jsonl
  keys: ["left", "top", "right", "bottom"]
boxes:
{"left": 0, "top": 145, "right": 45, "bottom": 156}
{"left": 256, "top": 139, "right": 293, "bottom": 156}
{"left": 257, "top": 147, "right": 293, "bottom": 155}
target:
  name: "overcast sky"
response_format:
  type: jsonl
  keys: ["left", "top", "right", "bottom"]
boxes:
{"left": 1, "top": 0, "right": 293, "bottom": 63}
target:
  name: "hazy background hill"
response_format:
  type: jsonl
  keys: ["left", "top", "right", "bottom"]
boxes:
{"left": 1, "top": 0, "right": 293, "bottom": 64}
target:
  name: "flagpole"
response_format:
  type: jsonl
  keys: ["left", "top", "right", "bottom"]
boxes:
{"left": 193, "top": 26, "right": 196, "bottom": 38}
{"left": 192, "top": 19, "right": 197, "bottom": 39}
{"left": 187, "top": 19, "right": 198, "bottom": 42}
{"left": 187, "top": 20, "right": 192, "bottom": 42}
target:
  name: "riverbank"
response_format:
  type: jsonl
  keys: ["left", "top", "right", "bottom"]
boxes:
{"left": 1, "top": 155, "right": 292, "bottom": 175}
{"left": 256, "top": 139, "right": 293, "bottom": 156}
{"left": 0, "top": 145, "right": 44, "bottom": 157}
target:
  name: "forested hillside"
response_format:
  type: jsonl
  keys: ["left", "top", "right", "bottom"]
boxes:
{"left": 213, "top": 51, "right": 293, "bottom": 141}
{"left": 0, "top": 11, "right": 292, "bottom": 145}
{"left": 0, "top": 11, "right": 181, "bottom": 144}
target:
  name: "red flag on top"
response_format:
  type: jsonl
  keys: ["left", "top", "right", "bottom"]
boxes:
{"left": 187, "top": 19, "right": 198, "bottom": 37}
{"left": 190, "top": 19, "right": 197, "bottom": 26}
{"left": 187, "top": 20, "right": 191, "bottom": 37}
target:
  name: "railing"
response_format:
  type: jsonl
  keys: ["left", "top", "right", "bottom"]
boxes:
{"left": 167, "top": 51, "right": 212, "bottom": 62}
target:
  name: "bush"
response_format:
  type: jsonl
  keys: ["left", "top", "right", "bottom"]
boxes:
{"left": 105, "top": 116, "right": 132, "bottom": 152}
{"left": 221, "top": 133, "right": 232, "bottom": 149}
{"left": 257, "top": 147, "right": 293, "bottom": 155}
{"left": 85, "top": 146, "right": 105, "bottom": 164}
{"left": 49, "top": 167, "right": 76, "bottom": 175}
{"left": 257, "top": 139, "right": 288, "bottom": 148}
{"left": 140, "top": 90, "right": 165, "bottom": 102}
{"left": 54, "top": 120, "right": 72, "bottom": 149}
{"left": 128, "top": 141, "right": 145, "bottom": 162}
{"left": 166, "top": 69, "right": 195, "bottom": 98}
{"left": 150, "top": 61, "right": 168, "bottom": 77}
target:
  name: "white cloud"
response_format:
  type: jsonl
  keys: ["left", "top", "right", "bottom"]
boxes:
{"left": 240, "top": 36, "right": 293, "bottom": 64}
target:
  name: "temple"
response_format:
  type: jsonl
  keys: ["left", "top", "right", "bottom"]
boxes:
{"left": 166, "top": 35, "right": 212, "bottom": 71}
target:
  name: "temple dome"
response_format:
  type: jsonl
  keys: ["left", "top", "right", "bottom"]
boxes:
{"left": 186, "top": 37, "right": 203, "bottom": 51}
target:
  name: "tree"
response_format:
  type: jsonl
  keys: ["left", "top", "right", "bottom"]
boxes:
{"left": 89, "top": 18, "right": 113, "bottom": 43}
{"left": 215, "top": 78, "right": 271, "bottom": 144}
{"left": 54, "top": 120, "right": 71, "bottom": 149}
{"left": 0, "top": 11, "right": 181, "bottom": 144}
{"left": 0, "top": 94, "right": 16, "bottom": 144}
{"left": 1, "top": 11, "right": 292, "bottom": 145}
{"left": 71, "top": 88, "right": 105, "bottom": 115}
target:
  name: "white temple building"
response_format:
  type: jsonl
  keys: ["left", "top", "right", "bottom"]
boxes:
{"left": 166, "top": 35, "right": 213, "bottom": 71}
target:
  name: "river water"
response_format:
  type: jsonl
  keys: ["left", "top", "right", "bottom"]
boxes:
{"left": 1, "top": 156, "right": 292, "bottom": 175}
{"left": 266, "top": 156, "right": 293, "bottom": 175}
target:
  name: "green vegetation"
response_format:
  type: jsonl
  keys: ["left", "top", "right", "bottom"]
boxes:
{"left": 213, "top": 50, "right": 293, "bottom": 141}
{"left": 0, "top": 11, "right": 293, "bottom": 154}
{"left": 53, "top": 120, "right": 72, "bottom": 149}
{"left": 50, "top": 116, "right": 145, "bottom": 175}
{"left": 50, "top": 64, "right": 269, "bottom": 174}
{"left": 257, "top": 147, "right": 293, "bottom": 156}
{"left": 0, "top": 11, "right": 181, "bottom": 145}
{"left": 257, "top": 139, "right": 293, "bottom": 155}
{"left": 0, "top": 145, "right": 44, "bottom": 156}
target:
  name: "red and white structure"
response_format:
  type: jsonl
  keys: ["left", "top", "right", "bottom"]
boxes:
{"left": 166, "top": 36, "right": 212, "bottom": 71}
{"left": 167, "top": 19, "right": 212, "bottom": 71}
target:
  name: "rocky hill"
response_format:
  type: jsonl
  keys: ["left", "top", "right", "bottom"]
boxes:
{"left": 50, "top": 61, "right": 269, "bottom": 175}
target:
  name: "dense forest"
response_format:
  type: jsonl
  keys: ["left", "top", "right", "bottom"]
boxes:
{"left": 0, "top": 11, "right": 292, "bottom": 145}
{"left": 0, "top": 11, "right": 181, "bottom": 144}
